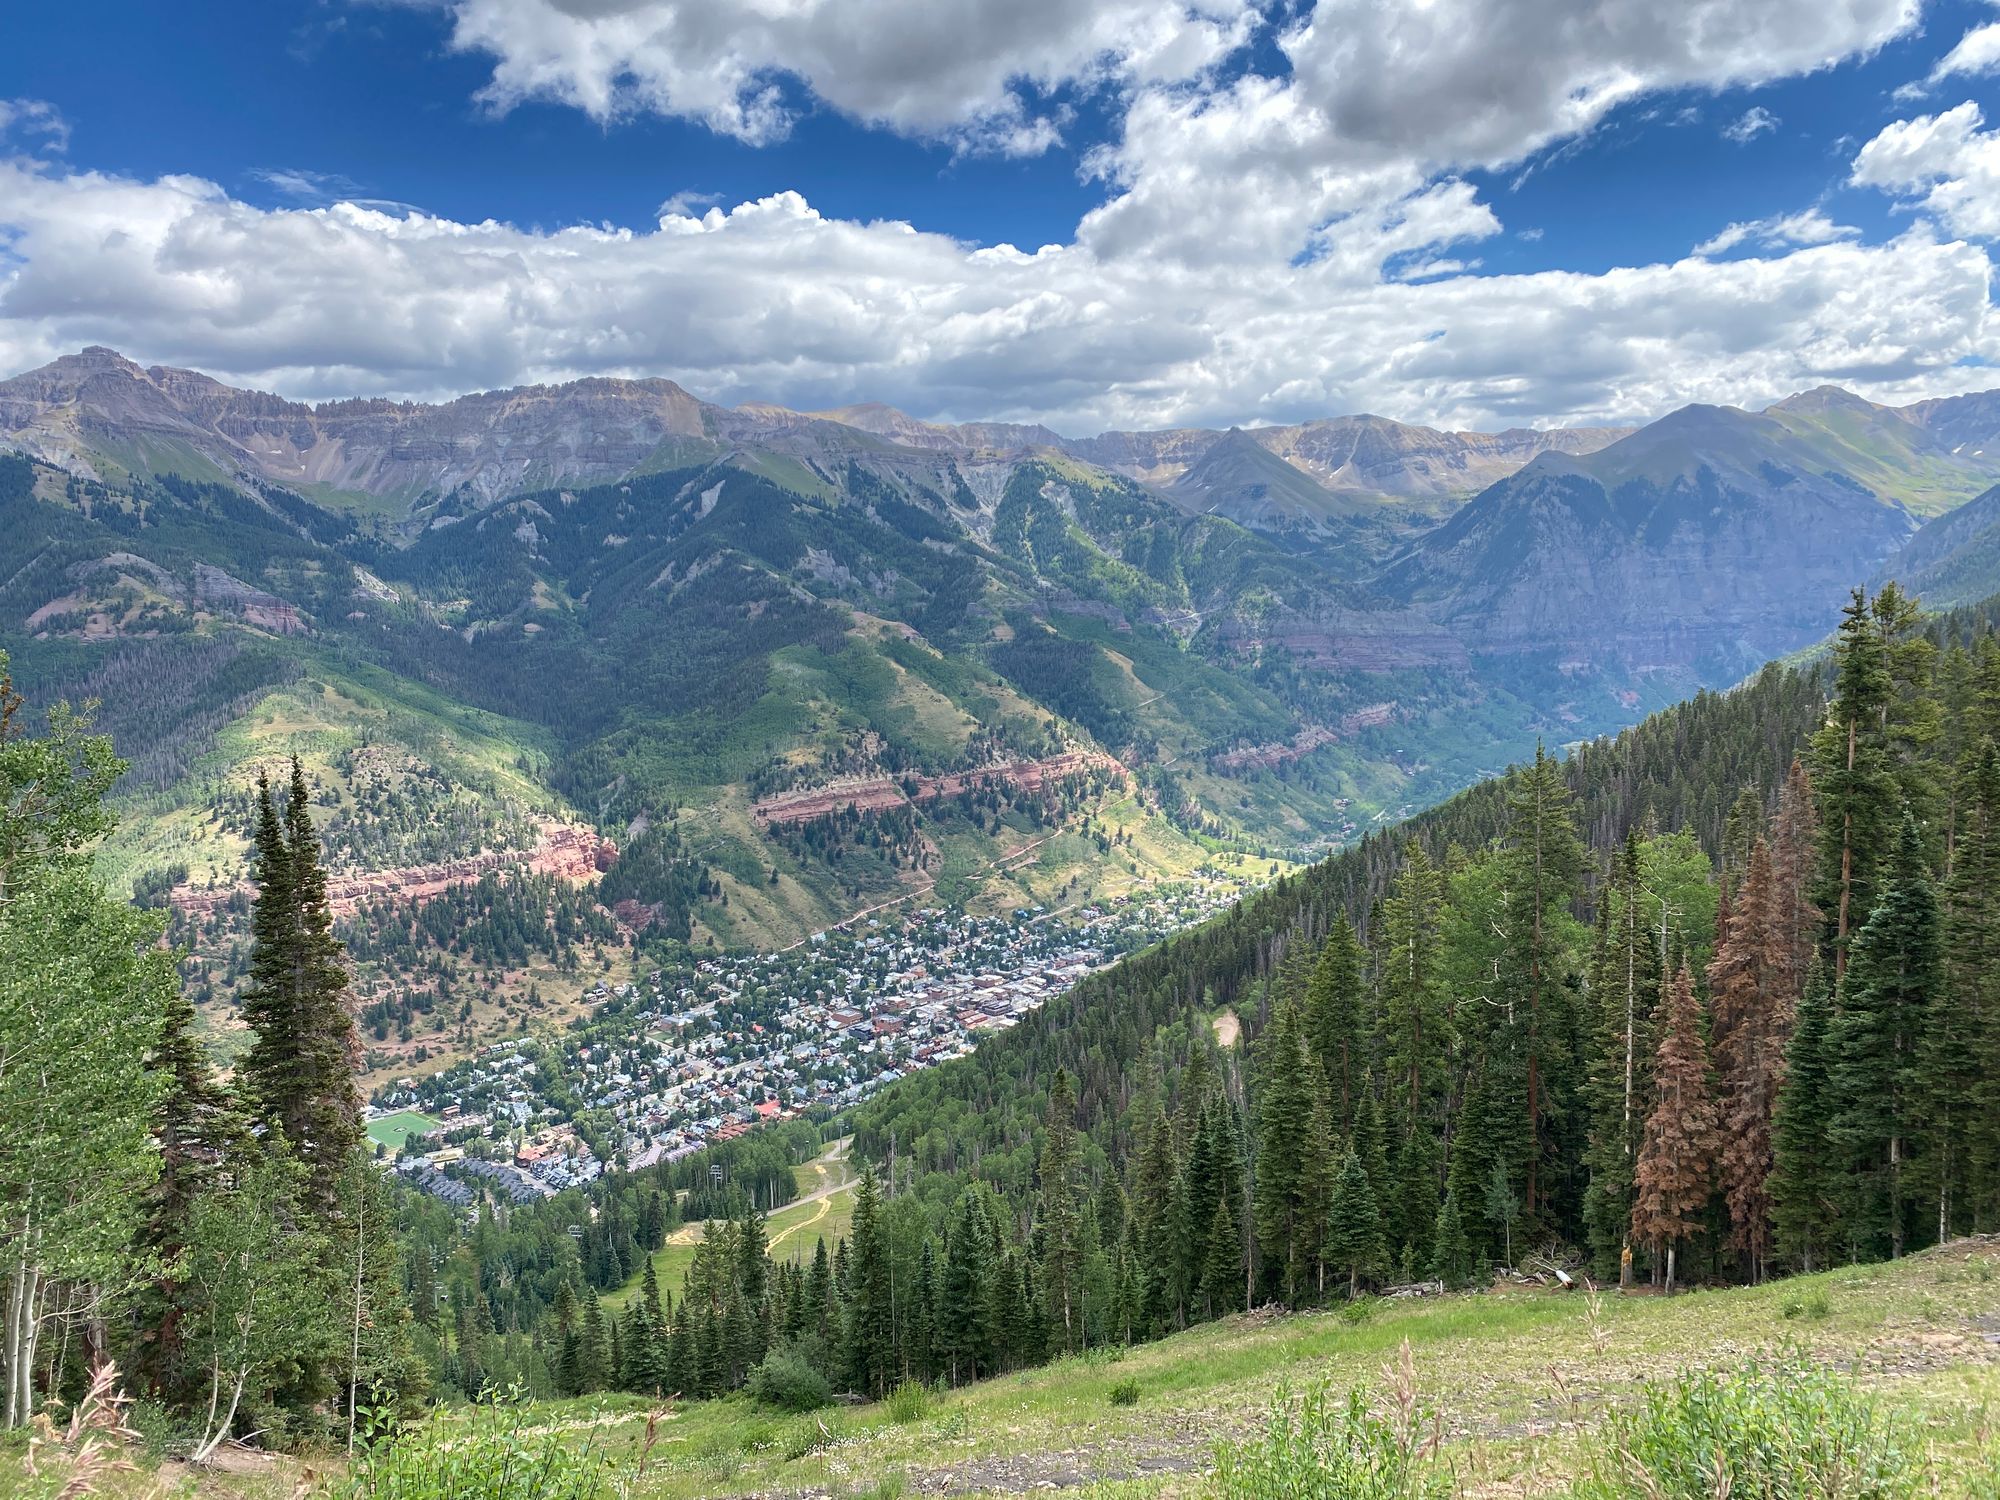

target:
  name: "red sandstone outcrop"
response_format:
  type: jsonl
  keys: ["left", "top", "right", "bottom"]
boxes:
{"left": 752, "top": 751, "right": 1124, "bottom": 827}
{"left": 169, "top": 821, "right": 616, "bottom": 919}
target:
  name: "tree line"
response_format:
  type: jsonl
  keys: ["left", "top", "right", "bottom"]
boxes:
{"left": 1, "top": 660, "right": 421, "bottom": 1448}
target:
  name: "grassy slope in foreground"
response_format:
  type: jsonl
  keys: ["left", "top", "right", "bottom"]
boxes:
{"left": 79, "top": 1239, "right": 2000, "bottom": 1498}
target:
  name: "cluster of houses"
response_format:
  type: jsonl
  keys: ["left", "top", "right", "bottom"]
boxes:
{"left": 375, "top": 873, "right": 1259, "bottom": 1208}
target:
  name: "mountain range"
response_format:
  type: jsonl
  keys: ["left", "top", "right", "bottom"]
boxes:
{"left": 8, "top": 344, "right": 2000, "bottom": 1077}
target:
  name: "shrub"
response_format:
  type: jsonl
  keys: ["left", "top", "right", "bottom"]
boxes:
{"left": 1212, "top": 1352, "right": 1449, "bottom": 1500}
{"left": 1779, "top": 1286, "right": 1831, "bottom": 1321}
{"left": 1577, "top": 1356, "right": 1922, "bottom": 1500}
{"left": 749, "top": 1349, "right": 834, "bottom": 1413}
{"left": 1339, "top": 1296, "right": 1379, "bottom": 1326}
{"left": 886, "top": 1380, "right": 933, "bottom": 1425}
{"left": 344, "top": 1402, "right": 614, "bottom": 1500}
{"left": 930, "top": 1406, "right": 970, "bottom": 1439}
{"left": 782, "top": 1412, "right": 847, "bottom": 1462}
{"left": 1109, "top": 1379, "right": 1142, "bottom": 1408}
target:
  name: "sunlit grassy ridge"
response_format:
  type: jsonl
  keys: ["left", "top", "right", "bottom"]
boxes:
{"left": 38, "top": 1238, "right": 2000, "bottom": 1498}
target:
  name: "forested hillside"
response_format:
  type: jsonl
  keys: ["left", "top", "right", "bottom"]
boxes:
{"left": 298, "top": 577, "right": 2000, "bottom": 1416}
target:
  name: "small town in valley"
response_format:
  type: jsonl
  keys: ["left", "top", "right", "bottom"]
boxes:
{"left": 370, "top": 872, "right": 1257, "bottom": 1205}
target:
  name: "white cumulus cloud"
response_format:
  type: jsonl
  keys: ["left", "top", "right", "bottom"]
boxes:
{"left": 0, "top": 154, "right": 1993, "bottom": 436}
{"left": 441, "top": 0, "right": 1257, "bottom": 155}
{"left": 1853, "top": 101, "right": 2000, "bottom": 239}
{"left": 1695, "top": 207, "right": 1858, "bottom": 256}
{"left": 1926, "top": 20, "right": 2000, "bottom": 84}
{"left": 0, "top": 0, "right": 1988, "bottom": 433}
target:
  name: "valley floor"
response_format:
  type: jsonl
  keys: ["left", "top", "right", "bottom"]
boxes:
{"left": 40, "top": 1239, "right": 2000, "bottom": 1499}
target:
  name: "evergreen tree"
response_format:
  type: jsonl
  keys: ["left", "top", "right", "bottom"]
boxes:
{"left": 1304, "top": 914, "right": 1369, "bottom": 1130}
{"left": 844, "top": 1169, "right": 894, "bottom": 1396}
{"left": 1430, "top": 1190, "right": 1472, "bottom": 1289}
{"left": 807, "top": 1236, "right": 834, "bottom": 1349}
{"left": 132, "top": 987, "right": 247, "bottom": 1403}
{"left": 1580, "top": 833, "right": 1661, "bottom": 1281}
{"left": 1631, "top": 967, "right": 1720, "bottom": 1294}
{"left": 625, "top": 1258, "right": 669, "bottom": 1395}
{"left": 1708, "top": 836, "right": 1790, "bottom": 1280}
{"left": 578, "top": 1289, "right": 611, "bottom": 1393}
{"left": 1498, "top": 746, "right": 1586, "bottom": 1230}
{"left": 1380, "top": 842, "right": 1448, "bottom": 1150}
{"left": 1939, "top": 742, "right": 2000, "bottom": 1234}
{"left": 910, "top": 1239, "right": 938, "bottom": 1382}
{"left": 938, "top": 1191, "right": 994, "bottom": 1381}
{"left": 1326, "top": 1148, "right": 1382, "bottom": 1297}
{"left": 1037, "top": 1068, "right": 1085, "bottom": 1351}
{"left": 1826, "top": 814, "right": 1940, "bottom": 1259}
{"left": 237, "top": 761, "right": 362, "bottom": 1211}
{"left": 1250, "top": 998, "right": 1317, "bottom": 1303}
{"left": 1297, "top": 1079, "right": 1338, "bottom": 1296}
{"left": 1771, "top": 967, "right": 1837, "bottom": 1272}
{"left": 1813, "top": 590, "right": 1898, "bottom": 981}
{"left": 1200, "top": 1193, "right": 1242, "bottom": 1319}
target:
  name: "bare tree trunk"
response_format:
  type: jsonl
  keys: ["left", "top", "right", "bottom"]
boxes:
{"left": 190, "top": 1359, "right": 250, "bottom": 1466}
{"left": 349, "top": 1187, "right": 366, "bottom": 1455}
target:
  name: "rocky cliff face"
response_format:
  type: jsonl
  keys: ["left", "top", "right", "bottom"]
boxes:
{"left": 1376, "top": 405, "right": 1919, "bottom": 670}
{"left": 1066, "top": 414, "right": 1631, "bottom": 504}
{"left": 0, "top": 348, "right": 941, "bottom": 505}
{"left": 1887, "top": 482, "right": 2000, "bottom": 608}
{"left": 0, "top": 348, "right": 1639, "bottom": 521}
{"left": 168, "top": 820, "right": 616, "bottom": 919}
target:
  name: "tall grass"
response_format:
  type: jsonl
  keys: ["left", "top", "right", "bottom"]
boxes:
{"left": 1211, "top": 1341, "right": 1450, "bottom": 1500}
{"left": 343, "top": 1401, "right": 615, "bottom": 1500}
{"left": 1575, "top": 1355, "right": 1922, "bottom": 1500}
{"left": 886, "top": 1381, "right": 933, "bottom": 1425}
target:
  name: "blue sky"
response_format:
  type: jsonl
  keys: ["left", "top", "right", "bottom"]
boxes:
{"left": 3, "top": 0, "right": 2000, "bottom": 432}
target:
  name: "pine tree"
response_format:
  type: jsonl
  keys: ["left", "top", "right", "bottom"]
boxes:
{"left": 938, "top": 1191, "right": 994, "bottom": 1381}
{"left": 1940, "top": 742, "right": 2000, "bottom": 1234}
{"left": 1250, "top": 998, "right": 1316, "bottom": 1304}
{"left": 844, "top": 1169, "right": 894, "bottom": 1396}
{"left": 578, "top": 1289, "right": 611, "bottom": 1393}
{"left": 1297, "top": 1079, "right": 1338, "bottom": 1296}
{"left": 1430, "top": 1190, "right": 1472, "bottom": 1289}
{"left": 1380, "top": 842, "right": 1448, "bottom": 1144}
{"left": 236, "top": 773, "right": 301, "bottom": 1139}
{"left": 807, "top": 1236, "right": 834, "bottom": 1350}
{"left": 1499, "top": 746, "right": 1586, "bottom": 1229}
{"left": 1771, "top": 967, "right": 1836, "bottom": 1272}
{"left": 1631, "top": 966, "right": 1720, "bottom": 1294}
{"left": 1770, "top": 759, "right": 1821, "bottom": 1002}
{"left": 1200, "top": 1193, "right": 1242, "bottom": 1320}
{"left": 911, "top": 1239, "right": 938, "bottom": 1382}
{"left": 1128, "top": 1101, "right": 1177, "bottom": 1329}
{"left": 1037, "top": 1069, "right": 1085, "bottom": 1351}
{"left": 1304, "top": 914, "right": 1369, "bottom": 1130}
{"left": 1580, "top": 833, "right": 1661, "bottom": 1282}
{"left": 1708, "top": 836, "right": 1790, "bottom": 1280}
{"left": 1813, "top": 590, "right": 1898, "bottom": 981}
{"left": 1826, "top": 814, "right": 1940, "bottom": 1260}
{"left": 1326, "top": 1148, "right": 1382, "bottom": 1297}
{"left": 237, "top": 761, "right": 362, "bottom": 1211}
{"left": 625, "top": 1259, "right": 669, "bottom": 1395}
{"left": 132, "top": 986, "right": 247, "bottom": 1402}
